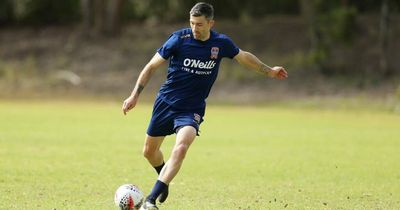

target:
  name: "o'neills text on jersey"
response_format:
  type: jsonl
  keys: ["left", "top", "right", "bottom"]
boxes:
{"left": 183, "top": 59, "right": 216, "bottom": 69}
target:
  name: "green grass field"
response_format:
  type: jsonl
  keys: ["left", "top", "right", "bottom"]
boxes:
{"left": 1, "top": 100, "right": 399, "bottom": 209}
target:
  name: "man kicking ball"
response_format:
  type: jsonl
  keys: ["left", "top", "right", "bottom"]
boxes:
{"left": 122, "top": 2, "right": 288, "bottom": 209}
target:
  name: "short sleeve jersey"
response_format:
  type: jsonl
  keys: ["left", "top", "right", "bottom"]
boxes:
{"left": 157, "top": 28, "right": 239, "bottom": 110}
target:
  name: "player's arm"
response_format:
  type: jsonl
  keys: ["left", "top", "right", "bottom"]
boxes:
{"left": 234, "top": 49, "right": 288, "bottom": 79}
{"left": 122, "top": 53, "right": 166, "bottom": 115}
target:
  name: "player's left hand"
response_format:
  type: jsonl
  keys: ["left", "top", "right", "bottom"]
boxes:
{"left": 269, "top": 66, "right": 288, "bottom": 80}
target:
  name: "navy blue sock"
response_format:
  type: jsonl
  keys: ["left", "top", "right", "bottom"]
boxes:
{"left": 147, "top": 180, "right": 168, "bottom": 203}
{"left": 154, "top": 162, "right": 165, "bottom": 175}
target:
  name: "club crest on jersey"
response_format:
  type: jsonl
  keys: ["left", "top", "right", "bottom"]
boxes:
{"left": 193, "top": 113, "right": 201, "bottom": 124}
{"left": 210, "top": 47, "right": 219, "bottom": 59}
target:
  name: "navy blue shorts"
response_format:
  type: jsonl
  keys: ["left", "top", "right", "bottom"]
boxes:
{"left": 147, "top": 97, "right": 204, "bottom": 137}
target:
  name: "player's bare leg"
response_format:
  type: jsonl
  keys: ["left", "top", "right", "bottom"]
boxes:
{"left": 143, "top": 126, "right": 196, "bottom": 208}
{"left": 141, "top": 135, "right": 167, "bottom": 209}
{"left": 159, "top": 126, "right": 196, "bottom": 184}
{"left": 143, "top": 135, "right": 165, "bottom": 168}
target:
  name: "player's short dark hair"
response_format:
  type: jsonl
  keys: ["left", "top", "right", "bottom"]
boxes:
{"left": 190, "top": 2, "right": 214, "bottom": 20}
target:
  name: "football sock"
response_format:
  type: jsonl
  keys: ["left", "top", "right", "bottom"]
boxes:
{"left": 147, "top": 180, "right": 168, "bottom": 203}
{"left": 154, "top": 162, "right": 165, "bottom": 175}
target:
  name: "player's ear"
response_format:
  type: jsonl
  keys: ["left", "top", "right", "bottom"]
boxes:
{"left": 209, "top": 20, "right": 215, "bottom": 28}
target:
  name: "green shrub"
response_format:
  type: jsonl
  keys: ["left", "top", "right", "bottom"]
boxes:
{"left": 15, "top": 0, "right": 80, "bottom": 25}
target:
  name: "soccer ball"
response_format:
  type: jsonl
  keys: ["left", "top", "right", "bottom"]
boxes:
{"left": 114, "top": 184, "right": 144, "bottom": 210}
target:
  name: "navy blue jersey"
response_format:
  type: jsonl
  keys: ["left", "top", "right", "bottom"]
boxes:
{"left": 157, "top": 28, "right": 239, "bottom": 110}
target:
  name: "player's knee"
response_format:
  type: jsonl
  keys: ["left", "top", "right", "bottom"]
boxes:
{"left": 143, "top": 146, "right": 156, "bottom": 159}
{"left": 173, "top": 144, "right": 189, "bottom": 160}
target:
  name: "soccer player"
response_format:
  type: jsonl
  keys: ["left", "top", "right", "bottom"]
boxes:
{"left": 122, "top": 2, "right": 288, "bottom": 210}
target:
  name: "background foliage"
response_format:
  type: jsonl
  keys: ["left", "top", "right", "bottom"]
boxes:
{"left": 0, "top": 0, "right": 398, "bottom": 25}
{"left": 0, "top": 0, "right": 399, "bottom": 98}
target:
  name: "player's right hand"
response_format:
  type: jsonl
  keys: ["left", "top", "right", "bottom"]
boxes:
{"left": 122, "top": 95, "right": 137, "bottom": 115}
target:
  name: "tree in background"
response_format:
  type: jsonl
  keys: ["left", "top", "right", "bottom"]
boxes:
{"left": 0, "top": 0, "right": 14, "bottom": 26}
{"left": 12, "top": 0, "right": 80, "bottom": 25}
{"left": 379, "top": 0, "right": 390, "bottom": 76}
{"left": 81, "top": 0, "right": 123, "bottom": 36}
{"left": 300, "top": 0, "right": 357, "bottom": 75}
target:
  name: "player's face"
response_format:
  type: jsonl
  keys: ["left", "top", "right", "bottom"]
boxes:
{"left": 190, "top": 15, "right": 214, "bottom": 41}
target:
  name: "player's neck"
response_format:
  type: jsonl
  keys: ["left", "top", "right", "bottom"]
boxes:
{"left": 198, "top": 31, "right": 211, "bottom": 41}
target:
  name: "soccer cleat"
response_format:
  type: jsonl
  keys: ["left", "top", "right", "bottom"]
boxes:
{"left": 158, "top": 186, "right": 169, "bottom": 203}
{"left": 140, "top": 200, "right": 159, "bottom": 210}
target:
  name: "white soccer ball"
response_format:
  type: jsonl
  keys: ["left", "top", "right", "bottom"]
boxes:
{"left": 114, "top": 184, "right": 144, "bottom": 210}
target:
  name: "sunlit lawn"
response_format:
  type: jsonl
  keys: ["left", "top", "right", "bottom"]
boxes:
{"left": 0, "top": 100, "right": 399, "bottom": 209}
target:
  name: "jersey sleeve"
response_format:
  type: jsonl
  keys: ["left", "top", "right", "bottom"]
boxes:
{"left": 157, "top": 34, "right": 180, "bottom": 59}
{"left": 222, "top": 36, "right": 240, "bottom": 59}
